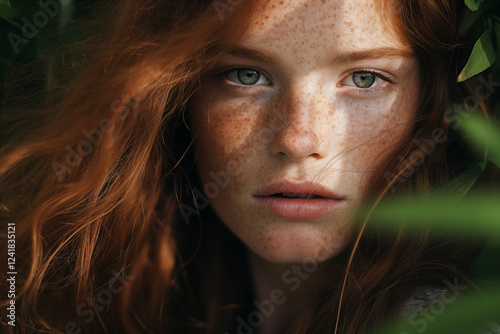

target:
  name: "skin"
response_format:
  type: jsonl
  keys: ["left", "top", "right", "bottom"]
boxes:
{"left": 190, "top": 0, "right": 419, "bottom": 264}
{"left": 189, "top": 0, "right": 420, "bottom": 330}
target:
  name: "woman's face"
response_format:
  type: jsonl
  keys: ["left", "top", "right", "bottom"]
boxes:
{"left": 189, "top": 0, "right": 419, "bottom": 263}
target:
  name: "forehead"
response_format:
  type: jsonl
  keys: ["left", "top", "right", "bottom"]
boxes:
{"left": 242, "top": 0, "right": 405, "bottom": 62}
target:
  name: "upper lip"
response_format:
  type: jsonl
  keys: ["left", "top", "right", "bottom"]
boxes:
{"left": 254, "top": 181, "right": 344, "bottom": 199}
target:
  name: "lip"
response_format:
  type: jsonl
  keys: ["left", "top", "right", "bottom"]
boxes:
{"left": 253, "top": 181, "right": 345, "bottom": 220}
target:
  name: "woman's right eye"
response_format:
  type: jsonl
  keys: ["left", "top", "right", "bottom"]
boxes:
{"left": 225, "top": 68, "right": 271, "bottom": 86}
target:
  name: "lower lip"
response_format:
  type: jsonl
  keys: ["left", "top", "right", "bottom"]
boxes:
{"left": 253, "top": 196, "right": 344, "bottom": 220}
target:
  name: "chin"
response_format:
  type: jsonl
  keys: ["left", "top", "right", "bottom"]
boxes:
{"left": 244, "top": 221, "right": 353, "bottom": 264}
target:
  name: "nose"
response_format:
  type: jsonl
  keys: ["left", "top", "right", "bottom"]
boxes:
{"left": 268, "top": 80, "right": 330, "bottom": 162}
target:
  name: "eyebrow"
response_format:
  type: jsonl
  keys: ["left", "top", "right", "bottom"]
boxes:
{"left": 331, "top": 46, "right": 413, "bottom": 64}
{"left": 223, "top": 46, "right": 413, "bottom": 65}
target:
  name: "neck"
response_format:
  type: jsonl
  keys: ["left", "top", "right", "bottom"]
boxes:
{"left": 246, "top": 249, "right": 338, "bottom": 334}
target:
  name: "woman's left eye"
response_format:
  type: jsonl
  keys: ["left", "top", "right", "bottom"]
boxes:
{"left": 225, "top": 68, "right": 271, "bottom": 86}
{"left": 341, "top": 70, "right": 392, "bottom": 89}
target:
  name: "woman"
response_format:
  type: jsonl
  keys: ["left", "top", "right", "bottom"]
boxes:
{"left": 0, "top": 0, "right": 497, "bottom": 333}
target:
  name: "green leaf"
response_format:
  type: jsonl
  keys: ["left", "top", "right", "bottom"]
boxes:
{"left": 0, "top": 0, "right": 15, "bottom": 22}
{"left": 474, "top": 239, "right": 500, "bottom": 288}
{"left": 371, "top": 287, "right": 500, "bottom": 334}
{"left": 447, "top": 159, "right": 487, "bottom": 198}
{"left": 461, "top": 115, "right": 500, "bottom": 168}
{"left": 0, "top": 0, "right": 11, "bottom": 9}
{"left": 458, "top": 10, "right": 484, "bottom": 35}
{"left": 458, "top": 29, "right": 496, "bottom": 82}
{"left": 464, "top": 0, "right": 484, "bottom": 11}
{"left": 361, "top": 193, "right": 500, "bottom": 237}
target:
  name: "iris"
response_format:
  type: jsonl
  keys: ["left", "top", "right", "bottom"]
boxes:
{"left": 237, "top": 69, "right": 261, "bottom": 85}
{"left": 353, "top": 72, "right": 375, "bottom": 88}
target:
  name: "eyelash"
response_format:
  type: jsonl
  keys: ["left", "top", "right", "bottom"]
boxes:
{"left": 216, "top": 66, "right": 272, "bottom": 86}
{"left": 342, "top": 68, "right": 394, "bottom": 97}
{"left": 216, "top": 66, "right": 394, "bottom": 96}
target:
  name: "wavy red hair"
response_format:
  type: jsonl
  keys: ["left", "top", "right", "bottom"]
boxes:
{"left": 0, "top": 0, "right": 496, "bottom": 333}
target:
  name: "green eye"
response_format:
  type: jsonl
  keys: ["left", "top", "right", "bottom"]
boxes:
{"left": 352, "top": 72, "right": 376, "bottom": 88}
{"left": 226, "top": 68, "right": 270, "bottom": 86}
{"left": 238, "top": 69, "right": 261, "bottom": 85}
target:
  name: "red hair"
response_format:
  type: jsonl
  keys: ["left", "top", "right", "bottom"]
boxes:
{"left": 0, "top": 1, "right": 256, "bottom": 332}
{"left": 0, "top": 0, "right": 496, "bottom": 333}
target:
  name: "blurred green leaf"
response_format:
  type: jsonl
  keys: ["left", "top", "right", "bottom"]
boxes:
{"left": 362, "top": 193, "right": 500, "bottom": 237}
{"left": 0, "top": 0, "right": 22, "bottom": 22}
{"left": 464, "top": 0, "right": 484, "bottom": 11}
{"left": 461, "top": 115, "right": 500, "bottom": 168}
{"left": 458, "top": 30, "right": 496, "bottom": 82}
{"left": 474, "top": 239, "right": 500, "bottom": 288}
{"left": 0, "top": 0, "right": 11, "bottom": 9}
{"left": 371, "top": 286, "right": 500, "bottom": 334}
{"left": 447, "top": 159, "right": 487, "bottom": 198}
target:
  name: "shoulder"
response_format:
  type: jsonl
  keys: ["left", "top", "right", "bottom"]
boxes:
{"left": 400, "top": 286, "right": 500, "bottom": 334}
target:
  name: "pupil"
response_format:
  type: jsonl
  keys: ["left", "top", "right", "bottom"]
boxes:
{"left": 238, "top": 69, "right": 260, "bottom": 85}
{"left": 353, "top": 72, "right": 375, "bottom": 88}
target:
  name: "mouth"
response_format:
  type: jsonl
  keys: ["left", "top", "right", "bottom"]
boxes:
{"left": 253, "top": 181, "right": 345, "bottom": 220}
{"left": 269, "top": 193, "right": 325, "bottom": 199}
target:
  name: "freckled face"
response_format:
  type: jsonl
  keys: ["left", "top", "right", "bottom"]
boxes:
{"left": 189, "top": 0, "right": 419, "bottom": 263}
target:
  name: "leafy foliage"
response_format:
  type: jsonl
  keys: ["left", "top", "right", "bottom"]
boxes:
{"left": 0, "top": 0, "right": 10, "bottom": 9}
{"left": 465, "top": 0, "right": 484, "bottom": 11}
{"left": 458, "top": 30, "right": 496, "bottom": 82}
{"left": 363, "top": 115, "right": 500, "bottom": 333}
{"left": 461, "top": 114, "right": 500, "bottom": 167}
{"left": 458, "top": 0, "right": 500, "bottom": 81}
{"left": 364, "top": 193, "right": 500, "bottom": 236}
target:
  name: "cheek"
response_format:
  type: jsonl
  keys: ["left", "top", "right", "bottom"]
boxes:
{"left": 333, "top": 92, "right": 417, "bottom": 187}
{"left": 346, "top": 105, "right": 407, "bottom": 159}
{"left": 190, "top": 82, "right": 417, "bottom": 190}
{"left": 189, "top": 93, "right": 263, "bottom": 181}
